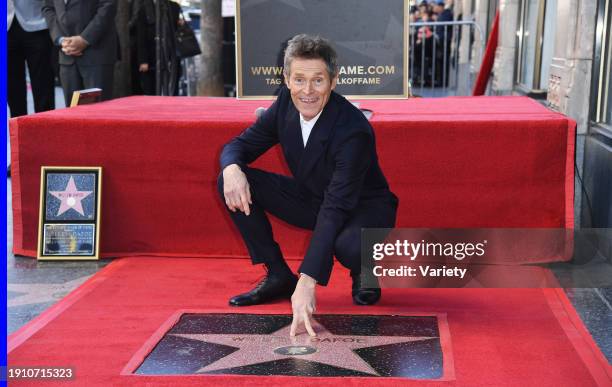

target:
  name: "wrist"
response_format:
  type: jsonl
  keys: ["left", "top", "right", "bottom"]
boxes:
{"left": 223, "top": 164, "right": 241, "bottom": 174}
{"left": 299, "top": 273, "right": 317, "bottom": 287}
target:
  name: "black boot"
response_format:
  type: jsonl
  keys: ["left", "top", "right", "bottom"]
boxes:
{"left": 229, "top": 270, "right": 297, "bottom": 307}
{"left": 351, "top": 273, "right": 381, "bottom": 306}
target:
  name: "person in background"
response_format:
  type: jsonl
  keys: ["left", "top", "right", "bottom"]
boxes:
{"left": 129, "top": 0, "right": 145, "bottom": 95}
{"left": 135, "top": 0, "right": 182, "bottom": 95}
{"left": 433, "top": 0, "right": 454, "bottom": 86}
{"left": 417, "top": 1, "right": 430, "bottom": 21}
{"left": 8, "top": 0, "right": 55, "bottom": 117}
{"left": 433, "top": 0, "right": 454, "bottom": 40}
{"left": 409, "top": 5, "right": 418, "bottom": 24}
{"left": 42, "top": 0, "right": 118, "bottom": 106}
{"left": 413, "top": 10, "right": 435, "bottom": 84}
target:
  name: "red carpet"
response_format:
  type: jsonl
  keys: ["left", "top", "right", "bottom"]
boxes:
{"left": 10, "top": 96, "right": 575, "bottom": 259}
{"left": 8, "top": 257, "right": 611, "bottom": 386}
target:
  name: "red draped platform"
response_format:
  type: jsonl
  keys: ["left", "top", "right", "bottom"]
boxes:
{"left": 11, "top": 97, "right": 606, "bottom": 386}
{"left": 9, "top": 96, "right": 575, "bottom": 259}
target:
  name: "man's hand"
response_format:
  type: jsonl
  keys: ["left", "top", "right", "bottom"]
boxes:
{"left": 62, "top": 35, "right": 88, "bottom": 56}
{"left": 222, "top": 164, "right": 252, "bottom": 215}
{"left": 61, "top": 37, "right": 79, "bottom": 56}
{"left": 139, "top": 63, "right": 149, "bottom": 72}
{"left": 60, "top": 37, "right": 71, "bottom": 49}
{"left": 290, "top": 274, "right": 317, "bottom": 337}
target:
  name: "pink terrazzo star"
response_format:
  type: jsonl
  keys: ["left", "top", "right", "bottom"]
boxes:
{"left": 172, "top": 319, "right": 436, "bottom": 375}
{"left": 49, "top": 176, "right": 93, "bottom": 216}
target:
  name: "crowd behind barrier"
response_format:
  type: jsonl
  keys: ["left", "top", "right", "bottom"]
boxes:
{"left": 409, "top": 0, "right": 456, "bottom": 89}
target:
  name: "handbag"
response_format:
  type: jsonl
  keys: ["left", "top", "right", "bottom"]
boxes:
{"left": 175, "top": 12, "right": 201, "bottom": 58}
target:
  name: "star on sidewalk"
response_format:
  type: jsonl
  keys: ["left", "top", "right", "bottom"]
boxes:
{"left": 49, "top": 176, "right": 93, "bottom": 216}
{"left": 172, "top": 319, "right": 436, "bottom": 375}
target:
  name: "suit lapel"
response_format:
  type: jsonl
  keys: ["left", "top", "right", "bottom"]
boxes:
{"left": 283, "top": 103, "right": 304, "bottom": 174}
{"left": 297, "top": 93, "right": 340, "bottom": 180}
{"left": 57, "top": 0, "right": 68, "bottom": 25}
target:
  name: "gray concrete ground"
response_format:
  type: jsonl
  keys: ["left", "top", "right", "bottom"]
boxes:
{"left": 6, "top": 176, "right": 109, "bottom": 334}
{"left": 6, "top": 86, "right": 612, "bottom": 367}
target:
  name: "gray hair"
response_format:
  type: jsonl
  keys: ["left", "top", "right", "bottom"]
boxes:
{"left": 283, "top": 34, "right": 338, "bottom": 79}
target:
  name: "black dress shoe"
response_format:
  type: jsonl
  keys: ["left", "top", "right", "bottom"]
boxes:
{"left": 229, "top": 272, "right": 298, "bottom": 306}
{"left": 352, "top": 273, "right": 381, "bottom": 306}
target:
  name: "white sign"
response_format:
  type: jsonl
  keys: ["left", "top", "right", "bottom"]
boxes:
{"left": 223, "top": 0, "right": 236, "bottom": 17}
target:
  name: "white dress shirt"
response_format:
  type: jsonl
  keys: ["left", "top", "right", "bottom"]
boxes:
{"left": 8, "top": 0, "right": 15, "bottom": 30}
{"left": 11, "top": 0, "right": 48, "bottom": 32}
{"left": 299, "top": 110, "right": 322, "bottom": 147}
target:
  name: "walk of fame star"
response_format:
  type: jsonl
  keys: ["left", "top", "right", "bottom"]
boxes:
{"left": 171, "top": 319, "right": 436, "bottom": 376}
{"left": 49, "top": 176, "right": 93, "bottom": 216}
{"left": 133, "top": 314, "right": 445, "bottom": 378}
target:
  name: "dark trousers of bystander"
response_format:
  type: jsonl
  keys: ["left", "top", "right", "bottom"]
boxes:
{"left": 7, "top": 19, "right": 55, "bottom": 117}
{"left": 59, "top": 64, "right": 114, "bottom": 107}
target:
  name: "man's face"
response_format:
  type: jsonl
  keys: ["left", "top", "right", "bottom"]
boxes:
{"left": 285, "top": 58, "right": 337, "bottom": 121}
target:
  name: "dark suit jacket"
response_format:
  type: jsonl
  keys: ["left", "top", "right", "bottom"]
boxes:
{"left": 42, "top": 0, "right": 118, "bottom": 66}
{"left": 435, "top": 9, "right": 454, "bottom": 41}
{"left": 220, "top": 85, "right": 398, "bottom": 283}
{"left": 136, "top": 0, "right": 180, "bottom": 67}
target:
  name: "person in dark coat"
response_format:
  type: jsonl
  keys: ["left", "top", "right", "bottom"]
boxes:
{"left": 433, "top": 0, "right": 454, "bottom": 86}
{"left": 42, "top": 0, "right": 118, "bottom": 105}
{"left": 135, "top": 0, "right": 182, "bottom": 95}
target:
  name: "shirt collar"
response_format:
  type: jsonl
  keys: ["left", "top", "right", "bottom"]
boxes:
{"left": 299, "top": 110, "right": 323, "bottom": 126}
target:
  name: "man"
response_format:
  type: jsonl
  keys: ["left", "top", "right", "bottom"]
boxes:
{"left": 219, "top": 35, "right": 398, "bottom": 336}
{"left": 433, "top": 0, "right": 453, "bottom": 86}
{"left": 433, "top": 0, "right": 453, "bottom": 40}
{"left": 42, "top": 0, "right": 118, "bottom": 106}
{"left": 8, "top": 0, "right": 55, "bottom": 117}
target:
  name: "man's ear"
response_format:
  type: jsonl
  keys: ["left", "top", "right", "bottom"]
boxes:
{"left": 284, "top": 73, "right": 290, "bottom": 89}
{"left": 331, "top": 76, "right": 338, "bottom": 90}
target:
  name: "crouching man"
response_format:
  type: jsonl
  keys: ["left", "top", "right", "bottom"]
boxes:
{"left": 218, "top": 34, "right": 398, "bottom": 336}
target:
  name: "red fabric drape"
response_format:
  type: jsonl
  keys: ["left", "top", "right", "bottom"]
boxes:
{"left": 10, "top": 96, "right": 575, "bottom": 260}
{"left": 472, "top": 10, "right": 500, "bottom": 96}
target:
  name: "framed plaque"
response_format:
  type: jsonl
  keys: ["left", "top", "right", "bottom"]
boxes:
{"left": 37, "top": 167, "right": 102, "bottom": 260}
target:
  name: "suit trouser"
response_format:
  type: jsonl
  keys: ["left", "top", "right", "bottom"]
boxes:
{"left": 217, "top": 167, "right": 397, "bottom": 282}
{"left": 59, "top": 62, "right": 114, "bottom": 107}
{"left": 7, "top": 20, "right": 55, "bottom": 117}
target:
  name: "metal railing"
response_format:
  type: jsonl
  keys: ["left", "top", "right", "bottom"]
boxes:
{"left": 409, "top": 20, "right": 484, "bottom": 97}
